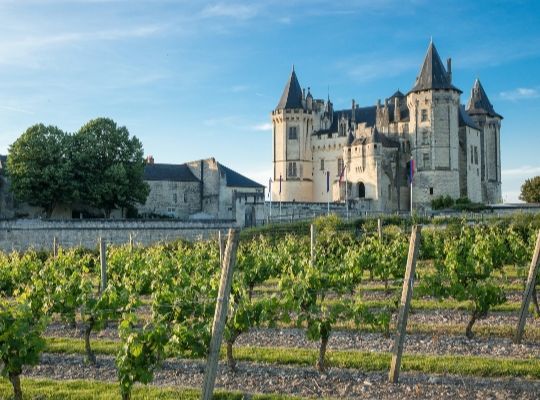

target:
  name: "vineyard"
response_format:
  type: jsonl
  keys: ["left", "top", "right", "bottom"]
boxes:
{"left": 1, "top": 214, "right": 540, "bottom": 399}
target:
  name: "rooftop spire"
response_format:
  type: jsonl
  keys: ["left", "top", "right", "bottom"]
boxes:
{"left": 410, "top": 41, "right": 461, "bottom": 93}
{"left": 466, "top": 79, "right": 502, "bottom": 119}
{"left": 275, "top": 68, "right": 304, "bottom": 110}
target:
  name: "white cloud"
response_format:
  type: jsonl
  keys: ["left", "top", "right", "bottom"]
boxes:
{"left": 201, "top": 3, "right": 259, "bottom": 20}
{"left": 502, "top": 166, "right": 540, "bottom": 177}
{"left": 502, "top": 165, "right": 540, "bottom": 203}
{"left": 338, "top": 55, "right": 418, "bottom": 83}
{"left": 252, "top": 123, "right": 272, "bottom": 131}
{"left": 499, "top": 87, "right": 540, "bottom": 101}
{"left": 0, "top": 105, "right": 34, "bottom": 115}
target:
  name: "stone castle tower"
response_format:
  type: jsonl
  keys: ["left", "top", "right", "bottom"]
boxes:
{"left": 407, "top": 41, "right": 462, "bottom": 204}
{"left": 271, "top": 41, "right": 502, "bottom": 210}
{"left": 271, "top": 68, "right": 314, "bottom": 202}
{"left": 466, "top": 79, "right": 503, "bottom": 203}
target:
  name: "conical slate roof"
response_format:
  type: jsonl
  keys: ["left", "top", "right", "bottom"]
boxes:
{"left": 410, "top": 42, "right": 461, "bottom": 93}
{"left": 276, "top": 68, "right": 304, "bottom": 110}
{"left": 466, "top": 79, "right": 503, "bottom": 119}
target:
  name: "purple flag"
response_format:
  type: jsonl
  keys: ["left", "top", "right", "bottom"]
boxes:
{"left": 326, "top": 171, "right": 330, "bottom": 193}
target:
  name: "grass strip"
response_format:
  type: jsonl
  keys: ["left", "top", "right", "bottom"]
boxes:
{"left": 0, "top": 378, "right": 300, "bottom": 400}
{"left": 44, "top": 338, "right": 540, "bottom": 379}
{"left": 232, "top": 347, "right": 540, "bottom": 379}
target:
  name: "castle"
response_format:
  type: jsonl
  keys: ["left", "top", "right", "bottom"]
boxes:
{"left": 271, "top": 41, "right": 502, "bottom": 211}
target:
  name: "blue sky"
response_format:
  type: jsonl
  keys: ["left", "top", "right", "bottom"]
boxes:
{"left": 0, "top": 0, "right": 539, "bottom": 202}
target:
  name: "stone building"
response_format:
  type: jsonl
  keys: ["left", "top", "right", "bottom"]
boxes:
{"left": 271, "top": 41, "right": 502, "bottom": 211}
{"left": 0, "top": 154, "right": 265, "bottom": 226}
{"left": 139, "top": 157, "right": 265, "bottom": 226}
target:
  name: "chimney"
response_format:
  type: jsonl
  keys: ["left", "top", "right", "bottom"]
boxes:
{"left": 351, "top": 99, "right": 356, "bottom": 121}
{"left": 394, "top": 97, "right": 401, "bottom": 122}
{"left": 302, "top": 88, "right": 306, "bottom": 100}
{"left": 447, "top": 58, "right": 452, "bottom": 83}
{"left": 146, "top": 155, "right": 154, "bottom": 165}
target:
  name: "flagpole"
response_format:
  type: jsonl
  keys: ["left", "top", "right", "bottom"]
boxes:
{"left": 410, "top": 157, "right": 414, "bottom": 217}
{"left": 269, "top": 178, "right": 272, "bottom": 220}
{"left": 345, "top": 165, "right": 349, "bottom": 220}
{"left": 279, "top": 175, "right": 282, "bottom": 222}
{"left": 327, "top": 171, "right": 330, "bottom": 215}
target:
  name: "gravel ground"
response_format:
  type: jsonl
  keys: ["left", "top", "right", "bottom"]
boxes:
{"left": 45, "top": 314, "right": 540, "bottom": 359}
{"left": 236, "top": 328, "right": 540, "bottom": 358}
{"left": 24, "top": 353, "right": 540, "bottom": 399}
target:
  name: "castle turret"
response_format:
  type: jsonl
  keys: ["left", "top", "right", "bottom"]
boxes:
{"left": 271, "top": 67, "right": 314, "bottom": 202}
{"left": 466, "top": 79, "right": 503, "bottom": 203}
{"left": 407, "top": 41, "right": 462, "bottom": 208}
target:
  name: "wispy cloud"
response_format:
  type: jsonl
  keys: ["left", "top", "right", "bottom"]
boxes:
{"left": 252, "top": 123, "right": 272, "bottom": 131}
{"left": 499, "top": 87, "right": 540, "bottom": 101}
{"left": 502, "top": 166, "right": 540, "bottom": 177}
{"left": 338, "top": 55, "right": 418, "bottom": 83}
{"left": 201, "top": 3, "right": 259, "bottom": 20}
{"left": 0, "top": 105, "right": 34, "bottom": 115}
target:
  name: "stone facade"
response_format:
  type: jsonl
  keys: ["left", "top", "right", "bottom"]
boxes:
{"left": 271, "top": 41, "right": 502, "bottom": 211}
{"left": 0, "top": 155, "right": 265, "bottom": 227}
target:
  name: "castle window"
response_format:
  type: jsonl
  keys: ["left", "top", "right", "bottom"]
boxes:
{"left": 421, "top": 109, "right": 428, "bottom": 122}
{"left": 287, "top": 162, "right": 297, "bottom": 177}
{"left": 423, "top": 153, "right": 430, "bottom": 169}
{"left": 474, "top": 146, "right": 479, "bottom": 165}
{"left": 470, "top": 145, "right": 474, "bottom": 164}
{"left": 403, "top": 123, "right": 409, "bottom": 134}
{"left": 173, "top": 193, "right": 177, "bottom": 204}
{"left": 184, "top": 193, "right": 187, "bottom": 203}
{"left": 288, "top": 126, "right": 298, "bottom": 140}
{"left": 320, "top": 159, "right": 324, "bottom": 171}
{"left": 429, "top": 187, "right": 434, "bottom": 195}
{"left": 422, "top": 130, "right": 429, "bottom": 145}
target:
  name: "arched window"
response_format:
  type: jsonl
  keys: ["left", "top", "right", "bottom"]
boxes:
{"left": 358, "top": 182, "right": 366, "bottom": 198}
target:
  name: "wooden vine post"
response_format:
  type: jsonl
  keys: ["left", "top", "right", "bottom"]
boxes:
{"left": 388, "top": 224, "right": 421, "bottom": 383}
{"left": 514, "top": 229, "right": 540, "bottom": 344}
{"left": 99, "top": 237, "right": 107, "bottom": 293}
{"left": 310, "top": 224, "right": 316, "bottom": 266}
{"left": 53, "top": 236, "right": 58, "bottom": 258}
{"left": 201, "top": 228, "right": 239, "bottom": 400}
{"left": 377, "top": 218, "right": 383, "bottom": 240}
{"left": 218, "top": 230, "right": 225, "bottom": 265}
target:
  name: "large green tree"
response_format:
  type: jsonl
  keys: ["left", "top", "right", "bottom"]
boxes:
{"left": 7, "top": 124, "right": 73, "bottom": 217}
{"left": 520, "top": 176, "right": 540, "bottom": 203}
{"left": 72, "top": 118, "right": 149, "bottom": 217}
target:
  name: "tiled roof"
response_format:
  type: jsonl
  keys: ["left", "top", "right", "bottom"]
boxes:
{"left": 276, "top": 68, "right": 304, "bottom": 110}
{"left": 466, "top": 79, "right": 503, "bottom": 119}
{"left": 458, "top": 105, "right": 479, "bottom": 129}
{"left": 410, "top": 41, "right": 461, "bottom": 93}
{"left": 218, "top": 163, "right": 264, "bottom": 188}
{"left": 144, "top": 163, "right": 199, "bottom": 182}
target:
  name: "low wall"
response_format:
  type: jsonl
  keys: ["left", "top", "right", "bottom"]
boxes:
{"left": 0, "top": 219, "right": 236, "bottom": 252}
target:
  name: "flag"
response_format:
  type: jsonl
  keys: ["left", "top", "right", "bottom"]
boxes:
{"left": 339, "top": 166, "right": 345, "bottom": 183}
{"left": 408, "top": 159, "right": 415, "bottom": 184}
{"left": 279, "top": 175, "right": 282, "bottom": 194}
{"left": 326, "top": 171, "right": 330, "bottom": 193}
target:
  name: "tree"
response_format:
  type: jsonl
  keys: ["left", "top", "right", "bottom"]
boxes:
{"left": 7, "top": 124, "right": 72, "bottom": 217}
{"left": 520, "top": 176, "right": 540, "bottom": 203}
{"left": 72, "top": 118, "right": 149, "bottom": 217}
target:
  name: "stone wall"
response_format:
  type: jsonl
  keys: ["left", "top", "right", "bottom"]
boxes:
{"left": 0, "top": 219, "right": 235, "bottom": 252}
{"left": 264, "top": 199, "right": 377, "bottom": 223}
